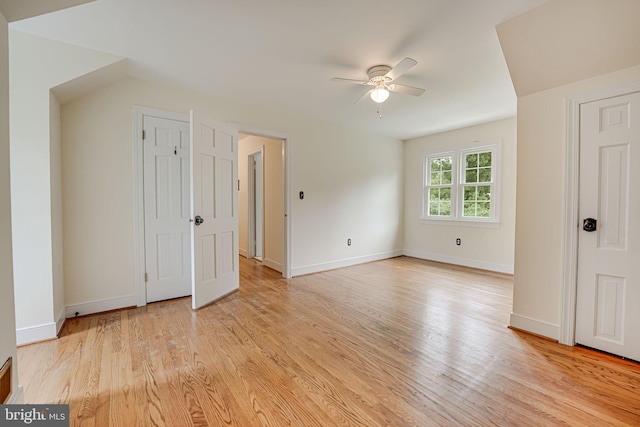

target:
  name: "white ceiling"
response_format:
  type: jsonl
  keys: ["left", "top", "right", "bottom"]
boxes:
{"left": 10, "top": 0, "right": 547, "bottom": 140}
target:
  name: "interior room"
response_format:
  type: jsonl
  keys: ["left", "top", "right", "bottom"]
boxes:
{"left": 0, "top": 0, "right": 639, "bottom": 424}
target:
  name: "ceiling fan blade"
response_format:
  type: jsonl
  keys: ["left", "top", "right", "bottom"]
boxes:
{"left": 331, "top": 77, "right": 369, "bottom": 85}
{"left": 388, "top": 83, "right": 425, "bottom": 97}
{"left": 354, "top": 88, "right": 374, "bottom": 104}
{"left": 385, "top": 57, "right": 417, "bottom": 81}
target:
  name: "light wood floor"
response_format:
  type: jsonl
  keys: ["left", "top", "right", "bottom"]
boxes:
{"left": 18, "top": 256, "right": 640, "bottom": 426}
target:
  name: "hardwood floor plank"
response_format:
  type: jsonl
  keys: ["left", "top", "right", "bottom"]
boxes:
{"left": 127, "top": 308, "right": 162, "bottom": 427}
{"left": 17, "top": 256, "right": 640, "bottom": 426}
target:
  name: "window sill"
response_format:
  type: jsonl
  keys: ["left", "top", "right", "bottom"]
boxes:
{"left": 418, "top": 217, "right": 501, "bottom": 229}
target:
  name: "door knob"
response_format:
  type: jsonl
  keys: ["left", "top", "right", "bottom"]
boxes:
{"left": 583, "top": 218, "right": 597, "bottom": 232}
{"left": 194, "top": 215, "right": 204, "bottom": 226}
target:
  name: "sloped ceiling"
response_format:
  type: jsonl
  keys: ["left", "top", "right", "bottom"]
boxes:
{"left": 0, "top": 0, "right": 94, "bottom": 23}
{"left": 10, "top": 0, "right": 549, "bottom": 139}
{"left": 9, "top": 30, "right": 128, "bottom": 104}
{"left": 497, "top": 0, "right": 640, "bottom": 97}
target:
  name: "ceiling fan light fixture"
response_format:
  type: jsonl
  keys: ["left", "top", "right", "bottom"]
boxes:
{"left": 370, "top": 87, "right": 389, "bottom": 103}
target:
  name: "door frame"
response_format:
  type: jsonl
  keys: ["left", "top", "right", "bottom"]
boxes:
{"left": 133, "top": 106, "right": 190, "bottom": 307}
{"left": 232, "top": 123, "right": 292, "bottom": 278}
{"left": 560, "top": 79, "right": 640, "bottom": 345}
{"left": 247, "top": 147, "right": 264, "bottom": 260}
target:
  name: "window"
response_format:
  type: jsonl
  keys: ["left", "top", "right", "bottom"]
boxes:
{"left": 426, "top": 155, "right": 453, "bottom": 216}
{"left": 422, "top": 141, "right": 500, "bottom": 224}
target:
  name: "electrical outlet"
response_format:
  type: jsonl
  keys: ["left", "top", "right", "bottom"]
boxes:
{"left": 347, "top": 238, "right": 352, "bottom": 246}
{"left": 456, "top": 238, "right": 461, "bottom": 246}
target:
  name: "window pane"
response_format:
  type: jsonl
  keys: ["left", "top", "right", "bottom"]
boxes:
{"left": 442, "top": 157, "right": 452, "bottom": 170}
{"left": 477, "top": 186, "right": 491, "bottom": 200}
{"left": 442, "top": 171, "right": 452, "bottom": 184}
{"left": 431, "top": 156, "right": 452, "bottom": 171}
{"left": 477, "top": 202, "right": 491, "bottom": 217}
{"left": 440, "top": 202, "right": 451, "bottom": 216}
{"left": 463, "top": 202, "right": 476, "bottom": 217}
{"left": 479, "top": 167, "right": 492, "bottom": 182}
{"left": 466, "top": 153, "right": 478, "bottom": 168}
{"left": 465, "top": 169, "right": 477, "bottom": 183}
{"left": 463, "top": 186, "right": 476, "bottom": 201}
{"left": 479, "top": 152, "right": 492, "bottom": 167}
{"left": 430, "top": 172, "right": 440, "bottom": 185}
{"left": 427, "top": 186, "right": 452, "bottom": 217}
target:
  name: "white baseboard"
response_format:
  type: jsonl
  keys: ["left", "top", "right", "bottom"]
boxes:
{"left": 239, "top": 248, "right": 248, "bottom": 258}
{"left": 291, "top": 250, "right": 403, "bottom": 277}
{"left": 16, "top": 323, "right": 57, "bottom": 346}
{"left": 403, "top": 249, "right": 514, "bottom": 274}
{"left": 263, "top": 257, "right": 283, "bottom": 273}
{"left": 18, "top": 296, "right": 137, "bottom": 345}
{"left": 65, "top": 294, "right": 138, "bottom": 319}
{"left": 7, "top": 385, "right": 24, "bottom": 404}
{"left": 510, "top": 313, "right": 559, "bottom": 340}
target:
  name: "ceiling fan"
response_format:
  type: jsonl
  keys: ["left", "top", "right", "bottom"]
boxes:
{"left": 331, "top": 57, "right": 425, "bottom": 104}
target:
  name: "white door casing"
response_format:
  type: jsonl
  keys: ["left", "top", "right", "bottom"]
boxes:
{"left": 190, "top": 111, "right": 239, "bottom": 309}
{"left": 143, "top": 116, "right": 192, "bottom": 303}
{"left": 575, "top": 91, "right": 640, "bottom": 361}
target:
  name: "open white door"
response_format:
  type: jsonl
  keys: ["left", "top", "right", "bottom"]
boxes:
{"left": 190, "top": 111, "right": 239, "bottom": 309}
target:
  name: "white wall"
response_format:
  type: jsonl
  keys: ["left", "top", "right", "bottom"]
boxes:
{"left": 0, "top": 9, "right": 19, "bottom": 402}
{"left": 238, "top": 135, "right": 284, "bottom": 272}
{"left": 9, "top": 30, "right": 123, "bottom": 342}
{"left": 10, "top": 31, "right": 56, "bottom": 333}
{"left": 512, "top": 64, "right": 640, "bottom": 337}
{"left": 61, "top": 76, "right": 403, "bottom": 309}
{"left": 403, "top": 117, "right": 517, "bottom": 273}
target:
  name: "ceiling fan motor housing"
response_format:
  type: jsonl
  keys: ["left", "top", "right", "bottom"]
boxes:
{"left": 367, "top": 65, "right": 393, "bottom": 83}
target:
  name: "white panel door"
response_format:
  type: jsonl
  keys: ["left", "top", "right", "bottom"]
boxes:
{"left": 576, "top": 91, "right": 640, "bottom": 361}
{"left": 190, "top": 111, "right": 239, "bottom": 309}
{"left": 143, "top": 116, "right": 191, "bottom": 303}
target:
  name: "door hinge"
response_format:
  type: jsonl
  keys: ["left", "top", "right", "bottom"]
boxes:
{"left": 142, "top": 130, "right": 146, "bottom": 140}
{"left": 144, "top": 272, "right": 148, "bottom": 282}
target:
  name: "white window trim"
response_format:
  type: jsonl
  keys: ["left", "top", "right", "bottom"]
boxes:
{"left": 420, "top": 140, "right": 502, "bottom": 226}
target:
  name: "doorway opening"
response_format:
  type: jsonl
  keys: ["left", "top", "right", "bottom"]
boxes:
{"left": 238, "top": 132, "right": 287, "bottom": 275}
